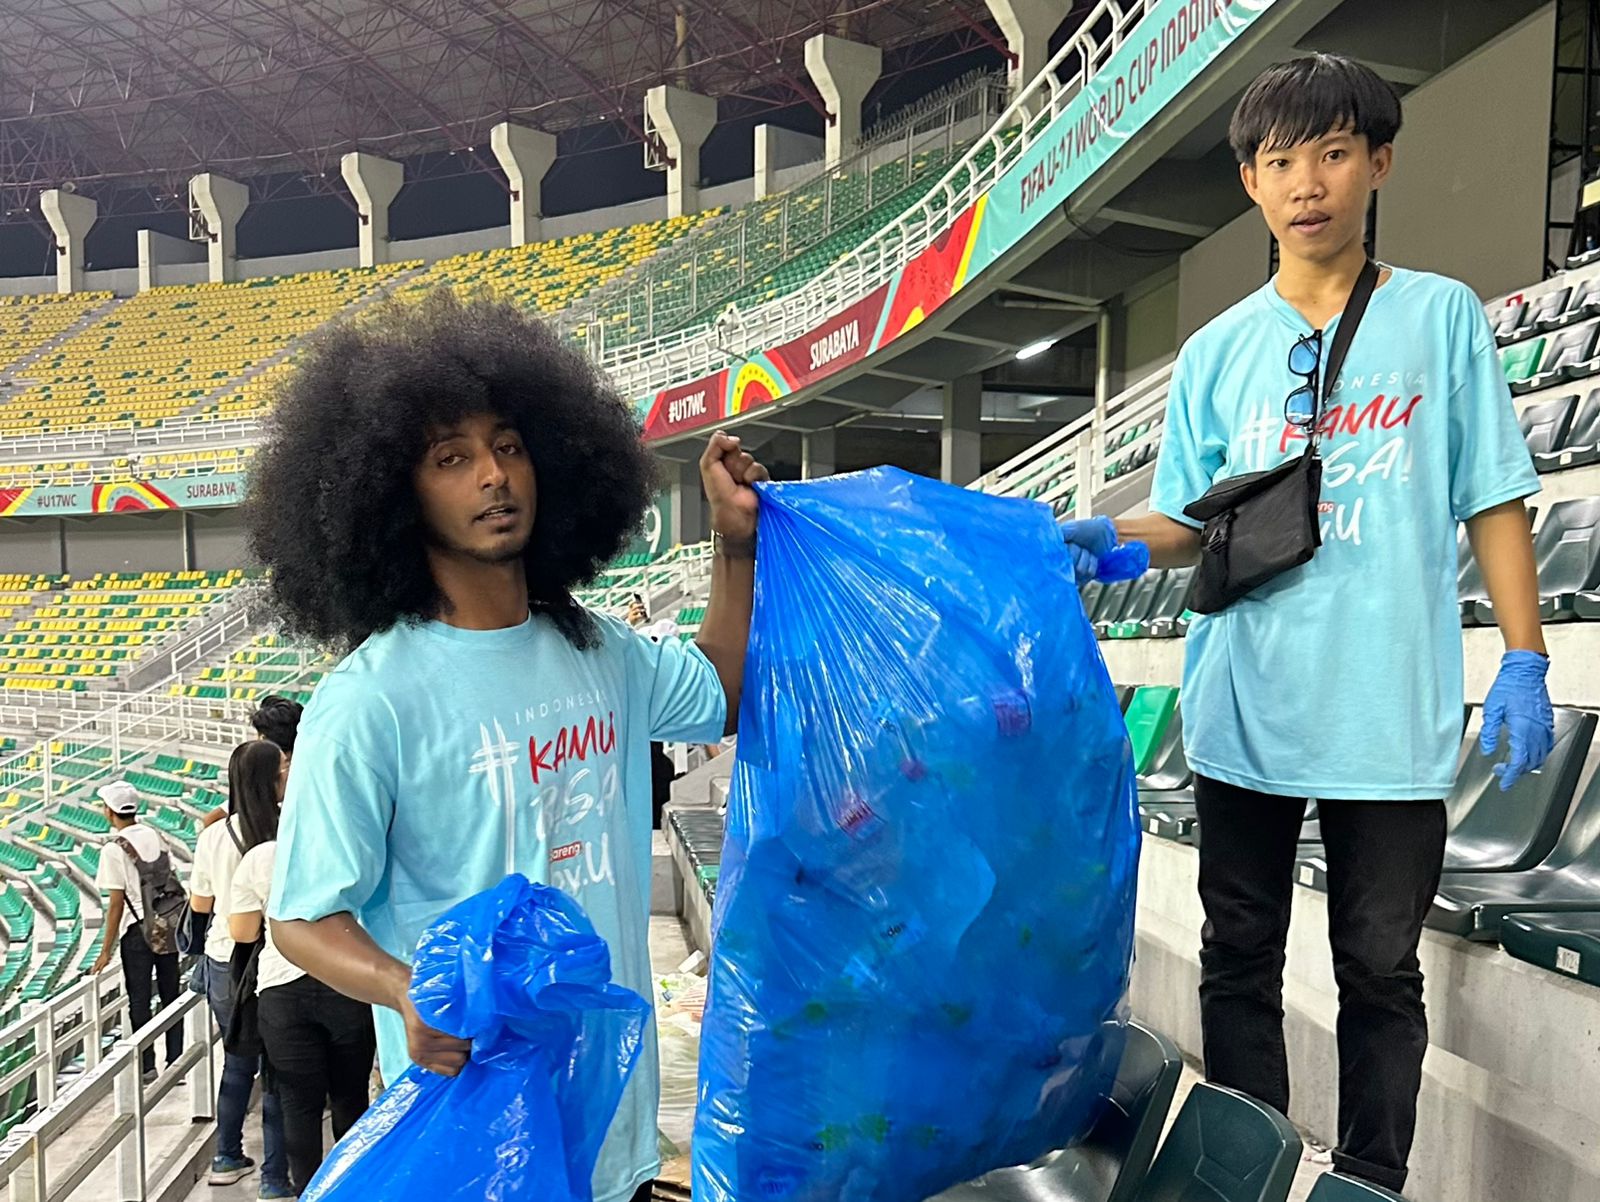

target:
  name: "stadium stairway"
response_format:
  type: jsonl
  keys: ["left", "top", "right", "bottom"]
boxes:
{"left": 0, "top": 294, "right": 122, "bottom": 387}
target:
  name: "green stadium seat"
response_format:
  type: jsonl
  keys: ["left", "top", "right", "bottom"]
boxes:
{"left": 1500, "top": 337, "right": 1544, "bottom": 390}
{"left": 1305, "top": 1171, "right": 1410, "bottom": 1201}
{"left": 1123, "top": 688, "right": 1180, "bottom": 777}
{"left": 1500, "top": 911, "right": 1600, "bottom": 987}
{"left": 931, "top": 1023, "right": 1182, "bottom": 1202}
{"left": 1128, "top": 1082, "right": 1300, "bottom": 1202}
{"left": 1138, "top": 709, "right": 1192, "bottom": 794}
{"left": 1428, "top": 754, "right": 1600, "bottom": 941}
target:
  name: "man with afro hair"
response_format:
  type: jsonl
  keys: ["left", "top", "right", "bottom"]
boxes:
{"left": 245, "top": 291, "right": 766, "bottom": 1202}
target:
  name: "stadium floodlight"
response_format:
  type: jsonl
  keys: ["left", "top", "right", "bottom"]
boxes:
{"left": 1015, "top": 338, "right": 1056, "bottom": 361}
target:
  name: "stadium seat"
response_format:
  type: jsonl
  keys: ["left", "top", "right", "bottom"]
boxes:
{"left": 1124, "top": 688, "right": 1180, "bottom": 777}
{"left": 932, "top": 1022, "right": 1182, "bottom": 1202}
{"left": 1525, "top": 321, "right": 1600, "bottom": 389}
{"left": 1520, "top": 393, "right": 1577, "bottom": 459}
{"left": 1499, "top": 911, "right": 1600, "bottom": 987}
{"left": 1139, "top": 708, "right": 1192, "bottom": 793}
{"left": 1305, "top": 1171, "right": 1410, "bottom": 1201}
{"left": 1537, "top": 388, "right": 1600, "bottom": 471}
{"left": 1091, "top": 580, "right": 1136, "bottom": 632}
{"left": 1126, "top": 1082, "right": 1300, "bottom": 1202}
{"left": 1298, "top": 707, "right": 1592, "bottom": 890}
{"left": 1489, "top": 301, "right": 1527, "bottom": 346}
{"left": 1103, "top": 571, "right": 1167, "bottom": 638}
{"left": 1525, "top": 286, "right": 1572, "bottom": 332}
{"left": 1473, "top": 498, "right": 1600, "bottom": 625}
{"left": 1556, "top": 276, "right": 1600, "bottom": 328}
{"left": 1143, "top": 568, "right": 1195, "bottom": 638}
{"left": 1501, "top": 338, "right": 1545, "bottom": 393}
{"left": 1428, "top": 759, "right": 1600, "bottom": 941}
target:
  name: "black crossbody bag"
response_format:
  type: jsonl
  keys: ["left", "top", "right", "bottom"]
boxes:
{"left": 1182, "top": 260, "right": 1379, "bottom": 614}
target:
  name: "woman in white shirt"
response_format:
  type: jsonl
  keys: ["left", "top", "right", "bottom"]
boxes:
{"left": 231, "top": 817, "right": 376, "bottom": 1193}
{"left": 189, "top": 741, "right": 291, "bottom": 1195}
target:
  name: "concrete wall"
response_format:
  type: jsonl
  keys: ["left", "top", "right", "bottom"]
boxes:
{"left": 1118, "top": 274, "right": 1179, "bottom": 388}
{"left": 1377, "top": 5, "right": 1555, "bottom": 300}
{"left": 188, "top": 508, "right": 254, "bottom": 570}
{"left": 1177, "top": 206, "right": 1271, "bottom": 341}
{"left": 0, "top": 518, "right": 65, "bottom": 575}
{"left": 60, "top": 512, "right": 185, "bottom": 575}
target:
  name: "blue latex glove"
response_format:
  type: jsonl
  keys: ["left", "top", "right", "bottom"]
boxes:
{"left": 1059, "top": 516, "right": 1149, "bottom": 584}
{"left": 1479, "top": 650, "right": 1555, "bottom": 791}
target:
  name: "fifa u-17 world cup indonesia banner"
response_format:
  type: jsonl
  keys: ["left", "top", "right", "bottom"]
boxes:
{"left": 0, "top": 471, "right": 248, "bottom": 518}
{"left": 638, "top": 0, "right": 1279, "bottom": 443}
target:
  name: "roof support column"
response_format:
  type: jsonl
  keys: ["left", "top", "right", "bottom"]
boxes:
{"left": 40, "top": 189, "right": 97, "bottom": 294}
{"left": 491, "top": 122, "right": 558, "bottom": 247}
{"left": 645, "top": 85, "right": 717, "bottom": 218}
{"left": 340, "top": 151, "right": 404, "bottom": 267}
{"left": 189, "top": 173, "right": 249, "bottom": 283}
{"left": 986, "top": 0, "right": 1068, "bottom": 102}
{"left": 804, "top": 34, "right": 883, "bottom": 169}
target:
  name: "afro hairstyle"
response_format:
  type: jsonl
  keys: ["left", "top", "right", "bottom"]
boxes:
{"left": 244, "top": 288, "right": 657, "bottom": 652}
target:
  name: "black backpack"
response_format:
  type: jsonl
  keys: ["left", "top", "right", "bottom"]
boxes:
{"left": 113, "top": 835, "right": 188, "bottom": 955}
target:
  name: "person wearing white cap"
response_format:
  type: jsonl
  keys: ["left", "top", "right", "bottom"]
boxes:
{"left": 91, "top": 780, "right": 183, "bottom": 1080}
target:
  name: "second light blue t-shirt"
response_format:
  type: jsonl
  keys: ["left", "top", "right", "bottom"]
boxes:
{"left": 269, "top": 609, "right": 727, "bottom": 1202}
{"left": 1149, "top": 267, "right": 1538, "bottom": 800}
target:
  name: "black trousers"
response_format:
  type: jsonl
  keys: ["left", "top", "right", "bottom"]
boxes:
{"left": 1192, "top": 775, "right": 1447, "bottom": 1193}
{"left": 257, "top": 975, "right": 377, "bottom": 1193}
{"left": 119, "top": 926, "right": 181, "bottom": 1076}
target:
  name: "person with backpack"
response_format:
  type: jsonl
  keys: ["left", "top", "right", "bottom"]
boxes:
{"left": 188, "top": 741, "right": 292, "bottom": 1197}
{"left": 92, "top": 780, "right": 187, "bottom": 1081}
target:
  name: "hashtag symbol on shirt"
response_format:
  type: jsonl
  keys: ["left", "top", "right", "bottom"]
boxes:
{"left": 1239, "top": 409, "right": 1279, "bottom": 471}
{"left": 469, "top": 719, "right": 520, "bottom": 810}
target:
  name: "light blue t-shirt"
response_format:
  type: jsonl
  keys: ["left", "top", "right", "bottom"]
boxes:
{"left": 1149, "top": 267, "right": 1538, "bottom": 799}
{"left": 269, "top": 610, "right": 726, "bottom": 1202}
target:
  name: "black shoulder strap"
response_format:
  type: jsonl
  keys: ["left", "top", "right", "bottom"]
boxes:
{"left": 1311, "top": 259, "right": 1380, "bottom": 450}
{"left": 224, "top": 816, "right": 245, "bottom": 856}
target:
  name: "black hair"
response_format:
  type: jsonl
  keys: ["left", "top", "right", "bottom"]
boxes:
{"left": 249, "top": 695, "right": 303, "bottom": 757}
{"left": 228, "top": 739, "right": 282, "bottom": 851}
{"left": 243, "top": 289, "right": 657, "bottom": 652}
{"left": 1229, "top": 53, "right": 1402, "bottom": 164}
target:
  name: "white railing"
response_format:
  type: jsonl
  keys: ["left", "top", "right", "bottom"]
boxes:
{"left": 596, "top": 0, "right": 1154, "bottom": 395}
{"left": 123, "top": 600, "right": 259, "bottom": 694}
{"left": 0, "top": 417, "right": 262, "bottom": 466}
{"left": 0, "top": 979, "right": 217, "bottom": 1202}
{"left": 0, "top": 707, "right": 41, "bottom": 731}
{"left": 975, "top": 360, "right": 1175, "bottom": 518}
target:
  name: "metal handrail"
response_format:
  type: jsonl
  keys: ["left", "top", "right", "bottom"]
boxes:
{"left": 0, "top": 980, "right": 217, "bottom": 1202}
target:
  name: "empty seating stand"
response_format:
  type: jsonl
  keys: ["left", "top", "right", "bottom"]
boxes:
{"left": 1521, "top": 393, "right": 1578, "bottom": 461}
{"left": 1428, "top": 758, "right": 1600, "bottom": 941}
{"left": 1500, "top": 911, "right": 1600, "bottom": 988}
{"left": 931, "top": 1022, "right": 1182, "bottom": 1202}
{"left": 1298, "top": 707, "right": 1593, "bottom": 891}
{"left": 1502, "top": 337, "right": 1545, "bottom": 392}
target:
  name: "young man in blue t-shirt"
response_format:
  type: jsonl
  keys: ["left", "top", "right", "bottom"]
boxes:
{"left": 242, "top": 293, "right": 766, "bottom": 1202}
{"left": 1063, "top": 56, "right": 1553, "bottom": 1191}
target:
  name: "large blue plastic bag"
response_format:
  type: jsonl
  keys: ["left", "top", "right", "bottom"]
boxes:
{"left": 301, "top": 874, "right": 650, "bottom": 1202}
{"left": 694, "top": 467, "right": 1141, "bottom": 1202}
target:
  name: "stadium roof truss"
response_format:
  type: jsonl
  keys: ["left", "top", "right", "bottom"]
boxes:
{"left": 0, "top": 0, "right": 1006, "bottom": 217}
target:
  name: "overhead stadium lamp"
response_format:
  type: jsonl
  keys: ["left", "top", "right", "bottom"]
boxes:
{"left": 1015, "top": 338, "right": 1056, "bottom": 361}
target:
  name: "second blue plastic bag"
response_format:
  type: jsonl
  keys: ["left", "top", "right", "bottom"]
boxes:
{"left": 301, "top": 874, "right": 649, "bottom": 1202}
{"left": 695, "top": 467, "right": 1141, "bottom": 1202}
